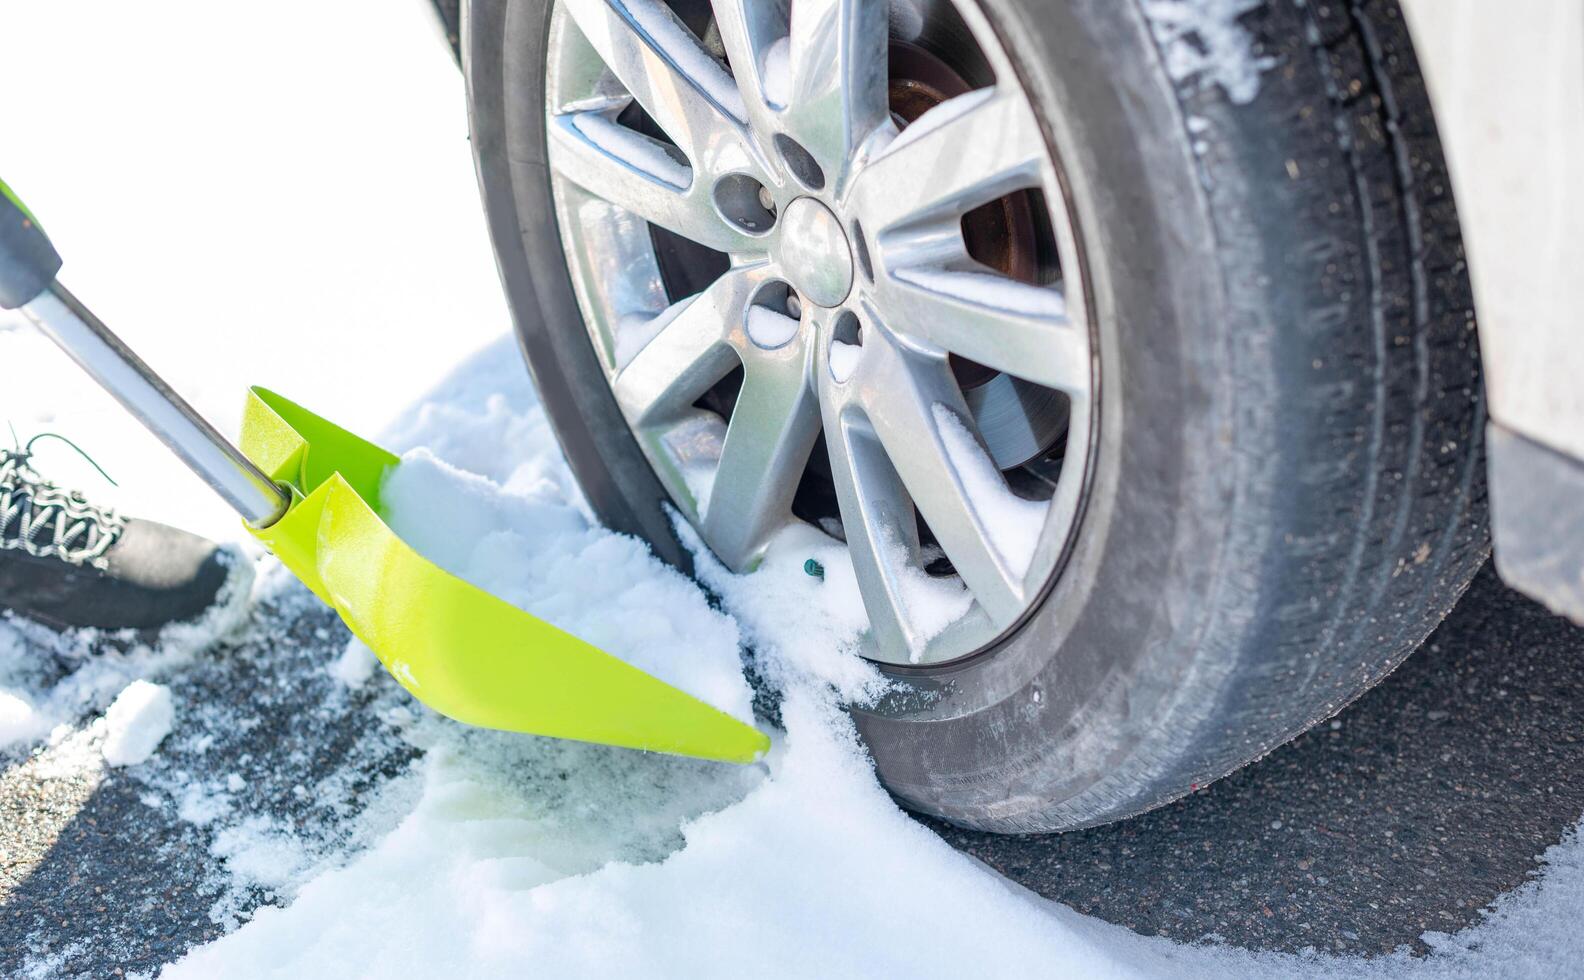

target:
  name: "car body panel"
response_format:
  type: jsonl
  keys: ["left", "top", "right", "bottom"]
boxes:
{"left": 1402, "top": 0, "right": 1584, "bottom": 621}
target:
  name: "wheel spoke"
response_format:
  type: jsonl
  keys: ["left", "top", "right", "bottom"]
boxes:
{"left": 707, "top": 0, "right": 785, "bottom": 152}
{"left": 700, "top": 341, "right": 820, "bottom": 569}
{"left": 777, "top": 0, "right": 890, "bottom": 188}
{"left": 612, "top": 268, "right": 761, "bottom": 424}
{"left": 859, "top": 335, "right": 1042, "bottom": 625}
{"left": 548, "top": 112, "right": 756, "bottom": 253}
{"left": 818, "top": 389, "right": 931, "bottom": 661}
{"left": 853, "top": 88, "right": 1045, "bottom": 233}
{"left": 559, "top": 0, "right": 750, "bottom": 162}
{"left": 547, "top": 0, "right": 1088, "bottom": 665}
{"left": 877, "top": 267, "right": 1088, "bottom": 393}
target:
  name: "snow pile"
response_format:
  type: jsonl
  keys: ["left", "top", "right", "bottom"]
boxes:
{"left": 0, "top": 678, "right": 42, "bottom": 747}
{"left": 166, "top": 692, "right": 1151, "bottom": 978}
{"left": 378, "top": 446, "right": 755, "bottom": 722}
{"left": 688, "top": 520, "right": 882, "bottom": 697}
{"left": 616, "top": 299, "right": 691, "bottom": 371}
{"left": 761, "top": 37, "right": 792, "bottom": 108}
{"left": 1412, "top": 824, "right": 1584, "bottom": 977}
{"left": 100, "top": 679, "right": 174, "bottom": 767}
{"left": 157, "top": 343, "right": 1106, "bottom": 977}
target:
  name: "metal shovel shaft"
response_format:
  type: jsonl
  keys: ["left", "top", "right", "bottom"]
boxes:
{"left": 21, "top": 282, "right": 291, "bottom": 528}
{"left": 2, "top": 177, "right": 289, "bottom": 527}
{"left": 3, "top": 180, "right": 771, "bottom": 763}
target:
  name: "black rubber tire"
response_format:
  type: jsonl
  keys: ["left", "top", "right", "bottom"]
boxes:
{"left": 463, "top": 0, "right": 1488, "bottom": 832}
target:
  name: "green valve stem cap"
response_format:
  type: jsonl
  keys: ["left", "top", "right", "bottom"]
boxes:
{"left": 0, "top": 178, "right": 63, "bottom": 310}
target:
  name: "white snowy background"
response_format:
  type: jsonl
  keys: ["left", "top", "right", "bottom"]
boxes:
{"left": 0, "top": 0, "right": 1579, "bottom": 977}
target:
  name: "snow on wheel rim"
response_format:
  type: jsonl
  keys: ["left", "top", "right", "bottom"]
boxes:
{"left": 543, "top": 0, "right": 1096, "bottom": 666}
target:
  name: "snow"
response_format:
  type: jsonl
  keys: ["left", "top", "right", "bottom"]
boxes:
{"left": 329, "top": 638, "right": 378, "bottom": 689}
{"left": 616, "top": 0, "right": 748, "bottom": 123}
{"left": 2, "top": 1, "right": 1583, "bottom": 977}
{"left": 932, "top": 404, "right": 1049, "bottom": 580}
{"left": 745, "top": 304, "right": 801, "bottom": 349}
{"left": 893, "top": 266, "right": 1067, "bottom": 319}
{"left": 568, "top": 111, "right": 692, "bottom": 190}
{"left": 0, "top": 687, "right": 43, "bottom": 747}
{"left": 177, "top": 780, "right": 232, "bottom": 829}
{"left": 682, "top": 453, "right": 719, "bottom": 516}
{"left": 172, "top": 693, "right": 1138, "bottom": 980}
{"left": 1142, "top": 0, "right": 1278, "bottom": 106}
{"left": 761, "top": 36, "right": 792, "bottom": 108}
{"left": 208, "top": 816, "right": 317, "bottom": 896}
{"left": 886, "top": 535, "right": 977, "bottom": 662}
{"left": 100, "top": 680, "right": 175, "bottom": 767}
{"left": 615, "top": 292, "right": 694, "bottom": 370}
{"left": 682, "top": 520, "right": 881, "bottom": 701}
{"left": 828, "top": 339, "right": 862, "bottom": 382}
{"left": 377, "top": 445, "right": 755, "bottom": 721}
{"left": 0, "top": 547, "right": 252, "bottom": 753}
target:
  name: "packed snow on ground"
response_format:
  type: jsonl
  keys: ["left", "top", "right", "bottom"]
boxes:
{"left": 2, "top": 0, "right": 1582, "bottom": 977}
{"left": 100, "top": 680, "right": 176, "bottom": 767}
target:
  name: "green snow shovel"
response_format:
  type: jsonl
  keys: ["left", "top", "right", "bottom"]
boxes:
{"left": 0, "top": 177, "right": 768, "bottom": 764}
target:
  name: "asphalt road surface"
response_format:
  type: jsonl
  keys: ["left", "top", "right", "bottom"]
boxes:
{"left": 2, "top": 562, "right": 1580, "bottom": 974}
{"left": 936, "top": 562, "right": 1584, "bottom": 956}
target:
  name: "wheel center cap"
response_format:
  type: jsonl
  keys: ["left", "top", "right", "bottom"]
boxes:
{"left": 776, "top": 197, "right": 853, "bottom": 308}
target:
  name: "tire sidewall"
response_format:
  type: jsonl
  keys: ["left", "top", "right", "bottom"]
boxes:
{"left": 466, "top": 0, "right": 696, "bottom": 571}
{"left": 852, "top": 0, "right": 1245, "bottom": 829}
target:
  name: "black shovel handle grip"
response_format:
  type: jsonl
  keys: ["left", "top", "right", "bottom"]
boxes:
{"left": 0, "top": 178, "right": 63, "bottom": 310}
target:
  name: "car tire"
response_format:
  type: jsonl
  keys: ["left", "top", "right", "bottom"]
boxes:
{"left": 463, "top": 0, "right": 1488, "bottom": 832}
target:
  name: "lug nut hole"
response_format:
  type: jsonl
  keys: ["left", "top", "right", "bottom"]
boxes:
{"left": 746, "top": 280, "right": 803, "bottom": 349}
{"left": 828, "top": 310, "right": 863, "bottom": 382}
{"left": 714, "top": 174, "right": 777, "bottom": 233}
{"left": 774, "top": 135, "right": 825, "bottom": 191}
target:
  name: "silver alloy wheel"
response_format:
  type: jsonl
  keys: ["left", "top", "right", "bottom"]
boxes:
{"left": 543, "top": 0, "right": 1094, "bottom": 665}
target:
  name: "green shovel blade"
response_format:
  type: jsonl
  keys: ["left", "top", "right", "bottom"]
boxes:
{"left": 239, "top": 386, "right": 769, "bottom": 764}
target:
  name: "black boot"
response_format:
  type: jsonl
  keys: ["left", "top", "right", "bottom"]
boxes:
{"left": 0, "top": 446, "right": 236, "bottom": 631}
